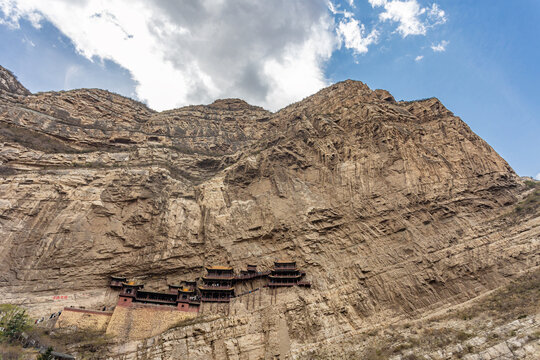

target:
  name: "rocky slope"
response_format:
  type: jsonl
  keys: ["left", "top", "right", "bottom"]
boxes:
{"left": 0, "top": 66, "right": 538, "bottom": 359}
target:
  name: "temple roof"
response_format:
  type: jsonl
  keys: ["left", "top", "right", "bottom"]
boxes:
{"left": 110, "top": 275, "right": 127, "bottom": 280}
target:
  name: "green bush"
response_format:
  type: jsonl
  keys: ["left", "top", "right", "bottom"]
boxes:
{"left": 0, "top": 304, "right": 32, "bottom": 342}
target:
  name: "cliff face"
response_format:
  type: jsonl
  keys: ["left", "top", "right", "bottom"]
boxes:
{"left": 0, "top": 66, "right": 30, "bottom": 96}
{"left": 0, "top": 67, "right": 539, "bottom": 359}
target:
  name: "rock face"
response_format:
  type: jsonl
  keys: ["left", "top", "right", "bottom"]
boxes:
{"left": 0, "top": 66, "right": 539, "bottom": 359}
{"left": 0, "top": 66, "right": 30, "bottom": 96}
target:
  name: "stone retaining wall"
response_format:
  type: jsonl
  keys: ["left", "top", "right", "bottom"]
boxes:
{"left": 54, "top": 307, "right": 113, "bottom": 332}
{"left": 106, "top": 304, "right": 197, "bottom": 340}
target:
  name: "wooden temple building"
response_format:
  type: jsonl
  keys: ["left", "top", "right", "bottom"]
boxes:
{"left": 109, "top": 276, "right": 127, "bottom": 289}
{"left": 116, "top": 281, "right": 200, "bottom": 312}
{"left": 109, "top": 259, "right": 310, "bottom": 310}
{"left": 199, "top": 266, "right": 235, "bottom": 302}
{"left": 268, "top": 260, "right": 310, "bottom": 288}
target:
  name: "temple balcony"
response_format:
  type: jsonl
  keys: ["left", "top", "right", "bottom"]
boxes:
{"left": 199, "top": 285, "right": 234, "bottom": 291}
{"left": 134, "top": 291, "right": 178, "bottom": 304}
{"left": 203, "top": 274, "right": 235, "bottom": 280}
{"left": 269, "top": 274, "right": 302, "bottom": 279}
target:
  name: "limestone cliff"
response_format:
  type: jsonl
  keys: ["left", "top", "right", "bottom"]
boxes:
{"left": 0, "top": 66, "right": 538, "bottom": 359}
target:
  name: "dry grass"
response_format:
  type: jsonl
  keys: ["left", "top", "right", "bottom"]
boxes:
{"left": 515, "top": 180, "right": 540, "bottom": 215}
{"left": 26, "top": 328, "right": 114, "bottom": 359}
{"left": 453, "top": 269, "right": 540, "bottom": 324}
{"left": 0, "top": 343, "right": 25, "bottom": 360}
{"left": 306, "top": 269, "right": 540, "bottom": 360}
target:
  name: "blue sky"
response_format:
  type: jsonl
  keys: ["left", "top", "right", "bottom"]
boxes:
{"left": 0, "top": 0, "right": 538, "bottom": 178}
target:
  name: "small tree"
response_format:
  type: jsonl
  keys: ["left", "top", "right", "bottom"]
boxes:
{"left": 0, "top": 304, "right": 32, "bottom": 342}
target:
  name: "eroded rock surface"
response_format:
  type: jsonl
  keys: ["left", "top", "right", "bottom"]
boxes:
{"left": 0, "top": 66, "right": 539, "bottom": 359}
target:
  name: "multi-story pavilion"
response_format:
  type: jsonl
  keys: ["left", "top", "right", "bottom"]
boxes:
{"left": 268, "top": 260, "right": 305, "bottom": 287}
{"left": 199, "top": 265, "right": 235, "bottom": 302}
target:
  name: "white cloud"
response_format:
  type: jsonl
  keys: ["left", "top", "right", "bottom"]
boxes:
{"left": 535, "top": 173, "right": 540, "bottom": 181}
{"left": 0, "top": 0, "right": 448, "bottom": 111}
{"left": 431, "top": 40, "right": 449, "bottom": 52}
{"left": 428, "top": 4, "right": 446, "bottom": 25}
{"left": 336, "top": 16, "right": 379, "bottom": 55}
{"left": 414, "top": 55, "right": 423, "bottom": 61}
{"left": 0, "top": 0, "right": 335, "bottom": 111}
{"left": 0, "top": 0, "right": 42, "bottom": 28}
{"left": 327, "top": 1, "right": 354, "bottom": 18}
{"left": 369, "top": 0, "right": 446, "bottom": 37}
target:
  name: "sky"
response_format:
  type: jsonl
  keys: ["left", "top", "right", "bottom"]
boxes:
{"left": 0, "top": 0, "right": 538, "bottom": 178}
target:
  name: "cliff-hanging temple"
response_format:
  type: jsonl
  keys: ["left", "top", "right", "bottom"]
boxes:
{"left": 109, "top": 260, "right": 311, "bottom": 310}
